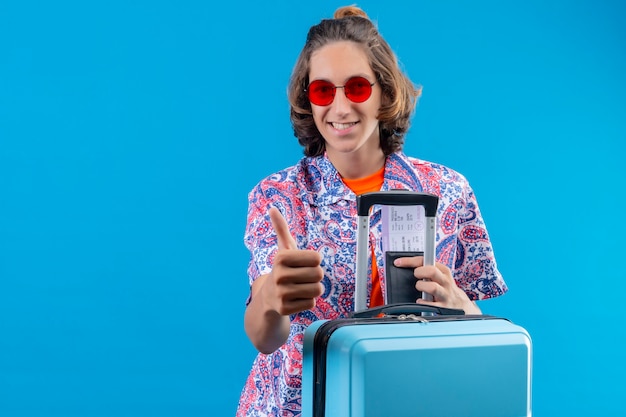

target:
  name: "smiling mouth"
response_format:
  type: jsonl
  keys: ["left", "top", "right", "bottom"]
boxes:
{"left": 331, "top": 122, "right": 357, "bottom": 130}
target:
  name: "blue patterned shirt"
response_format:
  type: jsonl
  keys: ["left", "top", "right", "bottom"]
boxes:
{"left": 236, "top": 152, "right": 507, "bottom": 417}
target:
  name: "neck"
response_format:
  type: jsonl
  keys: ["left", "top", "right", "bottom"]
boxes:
{"left": 329, "top": 149, "right": 386, "bottom": 180}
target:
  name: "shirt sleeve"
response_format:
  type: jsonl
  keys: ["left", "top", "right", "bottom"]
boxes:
{"left": 243, "top": 182, "right": 278, "bottom": 306}
{"left": 453, "top": 180, "right": 508, "bottom": 301}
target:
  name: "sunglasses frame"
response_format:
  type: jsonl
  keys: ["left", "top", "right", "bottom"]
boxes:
{"left": 306, "top": 76, "right": 376, "bottom": 106}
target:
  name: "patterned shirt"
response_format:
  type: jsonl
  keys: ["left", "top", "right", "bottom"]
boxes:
{"left": 236, "top": 152, "right": 508, "bottom": 417}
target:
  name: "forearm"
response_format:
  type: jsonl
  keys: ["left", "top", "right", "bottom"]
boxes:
{"left": 244, "top": 275, "right": 291, "bottom": 354}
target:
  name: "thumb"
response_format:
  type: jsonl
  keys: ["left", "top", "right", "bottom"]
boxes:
{"left": 269, "top": 206, "right": 297, "bottom": 250}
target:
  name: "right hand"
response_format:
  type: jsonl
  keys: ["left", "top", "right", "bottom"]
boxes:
{"left": 259, "top": 207, "right": 324, "bottom": 316}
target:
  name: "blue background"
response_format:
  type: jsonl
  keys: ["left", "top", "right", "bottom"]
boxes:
{"left": 1, "top": 0, "right": 624, "bottom": 415}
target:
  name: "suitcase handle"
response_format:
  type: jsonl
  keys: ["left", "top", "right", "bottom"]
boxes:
{"left": 354, "top": 191, "right": 440, "bottom": 312}
{"left": 356, "top": 190, "right": 439, "bottom": 217}
{"left": 351, "top": 303, "right": 464, "bottom": 318}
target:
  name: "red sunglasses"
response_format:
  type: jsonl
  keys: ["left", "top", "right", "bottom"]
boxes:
{"left": 306, "top": 76, "right": 376, "bottom": 106}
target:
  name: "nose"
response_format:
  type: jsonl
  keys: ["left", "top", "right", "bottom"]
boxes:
{"left": 331, "top": 86, "right": 351, "bottom": 114}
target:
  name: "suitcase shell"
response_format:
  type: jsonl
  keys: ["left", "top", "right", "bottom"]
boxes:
{"left": 302, "top": 314, "right": 532, "bottom": 417}
{"left": 302, "top": 191, "right": 532, "bottom": 417}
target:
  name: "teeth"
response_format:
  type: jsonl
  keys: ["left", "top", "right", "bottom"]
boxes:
{"left": 332, "top": 122, "right": 356, "bottom": 130}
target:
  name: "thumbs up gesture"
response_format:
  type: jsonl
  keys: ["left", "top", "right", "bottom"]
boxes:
{"left": 263, "top": 207, "right": 324, "bottom": 316}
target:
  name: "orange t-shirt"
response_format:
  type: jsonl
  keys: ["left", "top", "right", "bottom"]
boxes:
{"left": 342, "top": 166, "right": 385, "bottom": 308}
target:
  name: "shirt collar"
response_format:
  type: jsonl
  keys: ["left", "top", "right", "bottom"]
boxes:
{"left": 301, "top": 152, "right": 424, "bottom": 207}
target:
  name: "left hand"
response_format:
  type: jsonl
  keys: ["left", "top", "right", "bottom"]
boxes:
{"left": 393, "top": 256, "right": 481, "bottom": 314}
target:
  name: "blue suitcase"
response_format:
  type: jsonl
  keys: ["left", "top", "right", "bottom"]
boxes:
{"left": 302, "top": 191, "right": 532, "bottom": 417}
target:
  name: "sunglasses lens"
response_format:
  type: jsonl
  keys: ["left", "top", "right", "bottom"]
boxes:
{"left": 308, "top": 80, "right": 335, "bottom": 106}
{"left": 307, "top": 77, "right": 373, "bottom": 105}
{"left": 344, "top": 77, "right": 373, "bottom": 103}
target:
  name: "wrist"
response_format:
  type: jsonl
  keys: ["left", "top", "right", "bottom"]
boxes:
{"left": 463, "top": 300, "right": 482, "bottom": 315}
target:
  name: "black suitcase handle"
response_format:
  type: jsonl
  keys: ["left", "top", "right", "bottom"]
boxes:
{"left": 354, "top": 191, "right": 440, "bottom": 312}
{"left": 351, "top": 302, "right": 464, "bottom": 318}
{"left": 356, "top": 190, "right": 439, "bottom": 216}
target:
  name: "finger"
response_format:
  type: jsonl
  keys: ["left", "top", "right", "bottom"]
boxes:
{"left": 286, "top": 282, "right": 325, "bottom": 299}
{"left": 275, "top": 250, "right": 322, "bottom": 269}
{"left": 269, "top": 206, "right": 298, "bottom": 250}
{"left": 280, "top": 298, "right": 317, "bottom": 316}
{"left": 275, "top": 283, "right": 324, "bottom": 315}
{"left": 273, "top": 257, "right": 323, "bottom": 286}
{"left": 392, "top": 255, "right": 424, "bottom": 268}
{"left": 415, "top": 279, "right": 441, "bottom": 300}
{"left": 415, "top": 298, "right": 443, "bottom": 308}
{"left": 434, "top": 262, "right": 453, "bottom": 277}
{"left": 413, "top": 265, "right": 439, "bottom": 281}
